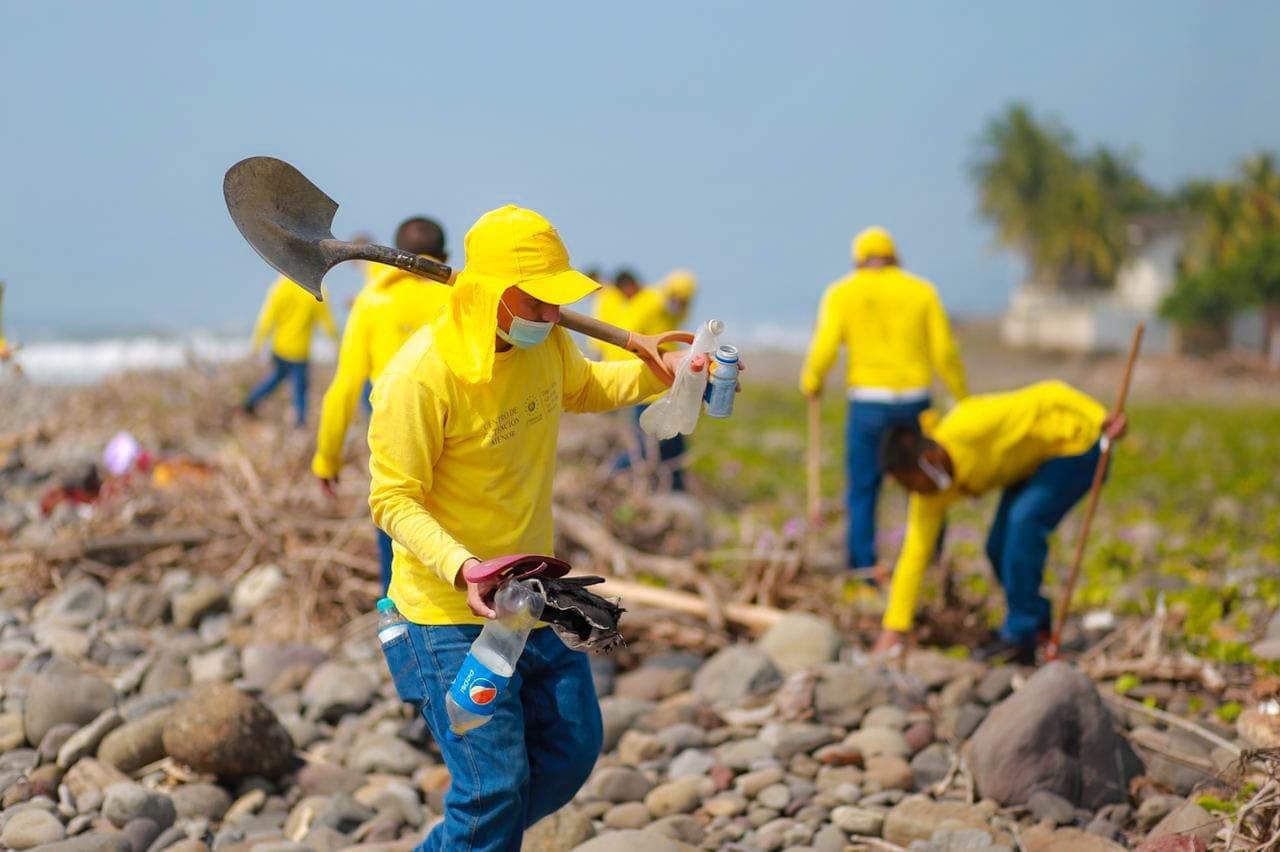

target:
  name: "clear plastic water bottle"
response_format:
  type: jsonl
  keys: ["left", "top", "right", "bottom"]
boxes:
{"left": 639, "top": 319, "right": 724, "bottom": 439}
{"left": 445, "top": 580, "right": 545, "bottom": 736}
{"left": 704, "top": 344, "right": 739, "bottom": 419}
{"left": 376, "top": 597, "right": 408, "bottom": 646}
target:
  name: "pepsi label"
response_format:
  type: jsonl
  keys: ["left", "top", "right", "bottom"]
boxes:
{"left": 448, "top": 652, "right": 510, "bottom": 716}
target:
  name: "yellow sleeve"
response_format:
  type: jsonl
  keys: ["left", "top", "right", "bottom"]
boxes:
{"left": 1040, "top": 381, "right": 1108, "bottom": 447}
{"left": 316, "top": 296, "right": 339, "bottom": 340}
{"left": 556, "top": 329, "right": 666, "bottom": 413}
{"left": 311, "top": 303, "right": 373, "bottom": 479}
{"left": 799, "top": 286, "right": 842, "bottom": 396}
{"left": 883, "top": 494, "right": 948, "bottom": 632}
{"left": 926, "top": 290, "right": 967, "bottom": 401}
{"left": 367, "top": 370, "right": 476, "bottom": 589}
{"left": 251, "top": 286, "right": 278, "bottom": 353}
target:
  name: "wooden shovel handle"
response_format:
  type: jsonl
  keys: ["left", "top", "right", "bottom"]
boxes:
{"left": 346, "top": 243, "right": 453, "bottom": 284}
{"left": 558, "top": 312, "right": 693, "bottom": 386}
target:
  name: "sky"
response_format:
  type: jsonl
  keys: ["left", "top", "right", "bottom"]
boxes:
{"left": 2, "top": 1, "right": 1279, "bottom": 340}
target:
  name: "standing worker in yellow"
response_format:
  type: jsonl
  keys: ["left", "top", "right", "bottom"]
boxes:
{"left": 369, "top": 206, "right": 712, "bottom": 850}
{"left": 872, "top": 381, "right": 1127, "bottom": 661}
{"left": 312, "top": 217, "right": 451, "bottom": 592}
{"left": 244, "top": 274, "right": 339, "bottom": 427}
{"left": 600, "top": 269, "right": 699, "bottom": 490}
{"left": 800, "top": 226, "right": 967, "bottom": 574}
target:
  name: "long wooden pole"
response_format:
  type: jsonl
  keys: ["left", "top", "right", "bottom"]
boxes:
{"left": 1045, "top": 323, "right": 1144, "bottom": 661}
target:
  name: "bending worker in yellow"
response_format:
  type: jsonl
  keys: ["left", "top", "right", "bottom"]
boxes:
{"left": 872, "top": 381, "right": 1127, "bottom": 663}
{"left": 368, "top": 206, "right": 705, "bottom": 851}
{"left": 312, "top": 217, "right": 451, "bottom": 593}
{"left": 244, "top": 275, "right": 338, "bottom": 426}
{"left": 800, "top": 226, "right": 966, "bottom": 574}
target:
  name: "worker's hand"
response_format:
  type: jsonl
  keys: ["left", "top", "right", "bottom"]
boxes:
{"left": 458, "top": 558, "right": 500, "bottom": 619}
{"left": 871, "top": 629, "right": 905, "bottom": 656}
{"left": 317, "top": 475, "right": 338, "bottom": 498}
{"left": 1101, "top": 412, "right": 1128, "bottom": 443}
{"left": 660, "top": 352, "right": 746, "bottom": 389}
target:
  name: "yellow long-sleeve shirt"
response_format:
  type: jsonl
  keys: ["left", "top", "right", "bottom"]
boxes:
{"left": 310, "top": 267, "right": 450, "bottom": 479}
{"left": 251, "top": 277, "right": 338, "bottom": 362}
{"left": 799, "top": 266, "right": 967, "bottom": 400}
{"left": 882, "top": 381, "right": 1107, "bottom": 631}
{"left": 368, "top": 324, "right": 666, "bottom": 625}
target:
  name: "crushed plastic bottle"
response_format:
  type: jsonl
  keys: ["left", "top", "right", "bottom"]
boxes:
{"left": 445, "top": 580, "right": 545, "bottom": 737}
{"left": 639, "top": 319, "right": 724, "bottom": 439}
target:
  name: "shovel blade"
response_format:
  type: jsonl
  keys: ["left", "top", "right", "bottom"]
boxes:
{"left": 224, "top": 157, "right": 340, "bottom": 298}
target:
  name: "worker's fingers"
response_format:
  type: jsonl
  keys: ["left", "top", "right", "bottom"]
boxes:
{"left": 687, "top": 354, "right": 707, "bottom": 372}
{"left": 467, "top": 583, "right": 497, "bottom": 619}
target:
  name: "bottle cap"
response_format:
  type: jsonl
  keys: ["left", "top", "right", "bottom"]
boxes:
{"left": 376, "top": 597, "right": 397, "bottom": 614}
{"left": 714, "top": 345, "right": 739, "bottom": 364}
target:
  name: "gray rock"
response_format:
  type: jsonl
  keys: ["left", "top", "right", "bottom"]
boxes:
{"left": 910, "top": 743, "right": 952, "bottom": 790}
{"left": 1147, "top": 798, "right": 1220, "bottom": 846}
{"left": 643, "top": 778, "right": 706, "bottom": 817}
{"left": 756, "top": 613, "right": 842, "bottom": 673}
{"left": 143, "top": 824, "right": 188, "bottom": 852}
{"left": 301, "top": 662, "right": 375, "bottom": 722}
{"left": 590, "top": 656, "right": 617, "bottom": 698}
{"left": 813, "top": 663, "right": 889, "bottom": 727}
{"left": 603, "top": 802, "right": 651, "bottom": 829}
{"left": 904, "top": 651, "right": 981, "bottom": 690}
{"left": 62, "top": 757, "right": 129, "bottom": 809}
{"left": 232, "top": 564, "right": 286, "bottom": 614}
{"left": 1027, "top": 789, "right": 1077, "bottom": 826}
{"left": 40, "top": 577, "right": 107, "bottom": 628}
{"left": 692, "top": 646, "right": 781, "bottom": 709}
{"left": 653, "top": 723, "right": 705, "bottom": 753}
{"left": 667, "top": 749, "right": 716, "bottom": 779}
{"left": 863, "top": 705, "right": 908, "bottom": 731}
{"left": 599, "top": 697, "right": 654, "bottom": 753}
{"left": 1, "top": 808, "right": 66, "bottom": 848}
{"left": 161, "top": 683, "right": 294, "bottom": 780}
{"left": 812, "top": 823, "right": 850, "bottom": 852}
{"left": 1136, "top": 794, "right": 1184, "bottom": 828}
{"left": 188, "top": 647, "right": 240, "bottom": 683}
{"left": 39, "top": 723, "right": 81, "bottom": 764}
{"left": 118, "top": 690, "right": 184, "bottom": 723}
{"left": 240, "top": 644, "right": 328, "bottom": 694}
{"left": 26, "top": 835, "right": 133, "bottom": 852}
{"left": 169, "top": 782, "right": 232, "bottom": 821}
{"left": 122, "top": 586, "right": 168, "bottom": 628}
{"left": 0, "top": 712, "right": 25, "bottom": 752}
{"left": 170, "top": 576, "right": 228, "bottom": 630}
{"left": 948, "top": 703, "right": 988, "bottom": 741}
{"left": 346, "top": 732, "right": 431, "bottom": 775}
{"left": 97, "top": 709, "right": 170, "bottom": 774}
{"left": 735, "top": 767, "right": 785, "bottom": 797}
{"left": 523, "top": 805, "right": 595, "bottom": 851}
{"left": 23, "top": 669, "right": 116, "bottom": 746}
{"left": 613, "top": 667, "right": 692, "bottom": 702}
{"left": 843, "top": 727, "right": 909, "bottom": 759}
{"left": 585, "top": 766, "right": 654, "bottom": 803}
{"left": 716, "top": 737, "right": 774, "bottom": 770}
{"left": 296, "top": 763, "right": 366, "bottom": 797}
{"left": 1129, "top": 727, "right": 1215, "bottom": 795}
{"left": 648, "top": 813, "right": 703, "bottom": 846}
{"left": 140, "top": 654, "right": 191, "bottom": 695}
{"left": 865, "top": 755, "right": 913, "bottom": 791}
{"left": 883, "top": 796, "right": 993, "bottom": 847}
{"left": 974, "top": 667, "right": 1017, "bottom": 705}
{"left": 966, "top": 662, "right": 1142, "bottom": 809}
{"left": 756, "top": 783, "right": 791, "bottom": 810}
{"left": 571, "top": 828, "right": 692, "bottom": 852}
{"left": 0, "top": 747, "right": 39, "bottom": 773}
{"left": 831, "top": 805, "right": 884, "bottom": 836}
{"left": 354, "top": 778, "right": 423, "bottom": 826}
{"left": 760, "top": 722, "right": 838, "bottom": 761}
{"left": 312, "top": 793, "right": 374, "bottom": 833}
{"left": 102, "top": 782, "right": 176, "bottom": 830}
{"left": 121, "top": 816, "right": 160, "bottom": 852}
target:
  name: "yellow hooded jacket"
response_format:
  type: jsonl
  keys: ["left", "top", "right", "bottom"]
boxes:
{"left": 310, "top": 265, "right": 451, "bottom": 479}
{"left": 251, "top": 276, "right": 338, "bottom": 362}
{"left": 882, "top": 381, "right": 1107, "bottom": 632}
{"left": 592, "top": 274, "right": 695, "bottom": 361}
{"left": 799, "top": 266, "right": 967, "bottom": 400}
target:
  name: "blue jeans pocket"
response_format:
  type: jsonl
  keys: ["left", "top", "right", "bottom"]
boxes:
{"left": 382, "top": 634, "right": 426, "bottom": 708}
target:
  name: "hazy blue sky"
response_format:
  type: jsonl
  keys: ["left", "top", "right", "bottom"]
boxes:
{"left": 2, "top": 1, "right": 1278, "bottom": 339}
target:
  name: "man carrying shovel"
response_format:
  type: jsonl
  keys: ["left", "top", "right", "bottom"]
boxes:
{"left": 367, "top": 205, "right": 719, "bottom": 850}
{"left": 871, "top": 380, "right": 1127, "bottom": 663}
{"left": 800, "top": 226, "right": 967, "bottom": 577}
{"left": 311, "top": 216, "right": 451, "bottom": 592}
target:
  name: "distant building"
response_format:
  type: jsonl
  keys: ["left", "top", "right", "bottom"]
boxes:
{"left": 1001, "top": 215, "right": 1265, "bottom": 354}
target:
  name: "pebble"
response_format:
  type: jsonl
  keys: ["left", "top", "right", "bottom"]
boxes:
{"left": 603, "top": 801, "right": 651, "bottom": 829}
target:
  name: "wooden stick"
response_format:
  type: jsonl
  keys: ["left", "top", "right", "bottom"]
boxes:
{"left": 1046, "top": 323, "right": 1143, "bottom": 661}
{"left": 596, "top": 577, "right": 786, "bottom": 633}
{"left": 806, "top": 396, "right": 821, "bottom": 528}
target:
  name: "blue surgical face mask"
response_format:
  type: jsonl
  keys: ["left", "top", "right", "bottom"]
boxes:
{"left": 497, "top": 299, "right": 554, "bottom": 349}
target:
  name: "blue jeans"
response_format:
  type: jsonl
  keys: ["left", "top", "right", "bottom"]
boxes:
{"left": 382, "top": 624, "right": 603, "bottom": 852}
{"left": 846, "top": 397, "right": 931, "bottom": 569}
{"left": 376, "top": 527, "right": 393, "bottom": 594}
{"left": 246, "top": 355, "right": 309, "bottom": 426}
{"left": 987, "top": 441, "right": 1102, "bottom": 646}
{"left": 612, "top": 405, "right": 687, "bottom": 491}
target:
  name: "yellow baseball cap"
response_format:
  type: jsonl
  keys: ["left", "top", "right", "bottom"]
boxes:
{"left": 662, "top": 269, "right": 697, "bottom": 300}
{"left": 464, "top": 205, "right": 600, "bottom": 305}
{"left": 852, "top": 226, "right": 897, "bottom": 264}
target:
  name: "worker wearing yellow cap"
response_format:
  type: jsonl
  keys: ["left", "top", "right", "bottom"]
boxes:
{"left": 368, "top": 205, "right": 702, "bottom": 850}
{"left": 872, "top": 381, "right": 1127, "bottom": 662}
{"left": 605, "top": 268, "right": 700, "bottom": 490}
{"left": 312, "top": 217, "right": 452, "bottom": 592}
{"left": 244, "top": 275, "right": 339, "bottom": 427}
{"left": 800, "top": 226, "right": 967, "bottom": 575}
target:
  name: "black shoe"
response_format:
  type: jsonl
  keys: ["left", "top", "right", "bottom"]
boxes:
{"left": 974, "top": 636, "right": 1036, "bottom": 666}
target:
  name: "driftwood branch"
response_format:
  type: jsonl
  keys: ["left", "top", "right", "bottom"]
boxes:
{"left": 597, "top": 577, "right": 786, "bottom": 633}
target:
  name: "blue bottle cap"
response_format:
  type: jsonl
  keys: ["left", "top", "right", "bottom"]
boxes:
{"left": 376, "top": 597, "right": 396, "bottom": 614}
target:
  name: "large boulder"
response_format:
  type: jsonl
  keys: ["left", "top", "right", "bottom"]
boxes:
{"left": 966, "top": 661, "right": 1142, "bottom": 809}
{"left": 691, "top": 646, "right": 781, "bottom": 710}
{"left": 755, "top": 613, "right": 842, "bottom": 673}
{"left": 161, "top": 683, "right": 294, "bottom": 779}
{"left": 23, "top": 668, "right": 116, "bottom": 746}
